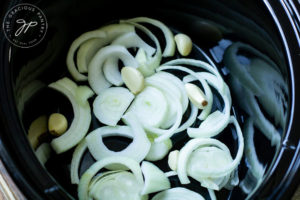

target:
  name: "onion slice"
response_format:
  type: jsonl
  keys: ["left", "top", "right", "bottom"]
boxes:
{"left": 49, "top": 78, "right": 94, "bottom": 154}
{"left": 157, "top": 65, "right": 213, "bottom": 120}
{"left": 125, "top": 86, "right": 168, "bottom": 128}
{"left": 68, "top": 24, "right": 135, "bottom": 79}
{"left": 86, "top": 113, "right": 150, "bottom": 170}
{"left": 141, "top": 161, "right": 171, "bottom": 195}
{"left": 71, "top": 139, "right": 87, "bottom": 184}
{"left": 145, "top": 137, "right": 172, "bottom": 161}
{"left": 93, "top": 87, "right": 134, "bottom": 126}
{"left": 152, "top": 187, "right": 205, "bottom": 200}
{"left": 185, "top": 72, "right": 231, "bottom": 138}
{"left": 103, "top": 32, "right": 155, "bottom": 86}
{"left": 35, "top": 143, "right": 51, "bottom": 166}
{"left": 121, "top": 21, "right": 162, "bottom": 76}
{"left": 88, "top": 45, "right": 138, "bottom": 94}
{"left": 177, "top": 116, "right": 244, "bottom": 184}
{"left": 78, "top": 156, "right": 143, "bottom": 200}
{"left": 124, "top": 17, "right": 175, "bottom": 57}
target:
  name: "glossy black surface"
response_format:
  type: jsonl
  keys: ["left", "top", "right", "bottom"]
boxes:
{"left": 0, "top": 0, "right": 299, "bottom": 199}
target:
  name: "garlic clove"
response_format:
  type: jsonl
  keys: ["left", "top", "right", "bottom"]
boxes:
{"left": 185, "top": 83, "right": 208, "bottom": 109}
{"left": 174, "top": 33, "right": 193, "bottom": 56}
{"left": 121, "top": 66, "right": 145, "bottom": 94}
{"left": 48, "top": 113, "right": 68, "bottom": 136}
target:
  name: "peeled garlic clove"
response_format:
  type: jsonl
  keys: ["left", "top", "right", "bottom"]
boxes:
{"left": 174, "top": 33, "right": 193, "bottom": 56}
{"left": 168, "top": 150, "right": 180, "bottom": 171}
{"left": 185, "top": 83, "right": 208, "bottom": 109}
{"left": 48, "top": 113, "right": 68, "bottom": 136}
{"left": 121, "top": 66, "right": 145, "bottom": 94}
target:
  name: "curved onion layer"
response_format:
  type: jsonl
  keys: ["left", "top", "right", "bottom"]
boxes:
{"left": 71, "top": 139, "right": 87, "bottom": 184}
{"left": 187, "top": 146, "right": 232, "bottom": 190}
{"left": 78, "top": 156, "right": 143, "bottom": 200}
{"left": 175, "top": 103, "right": 198, "bottom": 134}
{"left": 111, "top": 31, "right": 155, "bottom": 56}
{"left": 157, "top": 65, "right": 213, "bottom": 120}
{"left": 67, "top": 24, "right": 135, "bottom": 80}
{"left": 152, "top": 187, "right": 205, "bottom": 200}
{"left": 163, "top": 58, "right": 224, "bottom": 92}
{"left": 148, "top": 71, "right": 189, "bottom": 128}
{"left": 86, "top": 113, "right": 150, "bottom": 170}
{"left": 121, "top": 21, "right": 162, "bottom": 76}
{"left": 146, "top": 72, "right": 185, "bottom": 129}
{"left": 124, "top": 17, "right": 175, "bottom": 57}
{"left": 184, "top": 72, "right": 231, "bottom": 138}
{"left": 145, "top": 136, "right": 172, "bottom": 161}
{"left": 144, "top": 78, "right": 183, "bottom": 143}
{"left": 35, "top": 143, "right": 51, "bottom": 166}
{"left": 125, "top": 86, "right": 168, "bottom": 128}
{"left": 208, "top": 189, "right": 217, "bottom": 200}
{"left": 93, "top": 87, "right": 134, "bottom": 126}
{"left": 141, "top": 161, "right": 171, "bottom": 195}
{"left": 49, "top": 78, "right": 94, "bottom": 153}
{"left": 89, "top": 171, "right": 147, "bottom": 200}
{"left": 177, "top": 116, "right": 244, "bottom": 185}
{"left": 103, "top": 32, "right": 155, "bottom": 86}
{"left": 88, "top": 45, "right": 138, "bottom": 94}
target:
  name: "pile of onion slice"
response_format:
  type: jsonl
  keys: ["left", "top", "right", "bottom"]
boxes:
{"left": 43, "top": 17, "right": 245, "bottom": 200}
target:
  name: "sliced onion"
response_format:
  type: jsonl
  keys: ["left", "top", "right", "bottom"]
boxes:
{"left": 157, "top": 65, "right": 213, "bottom": 120}
{"left": 103, "top": 32, "right": 155, "bottom": 86}
{"left": 125, "top": 86, "right": 168, "bottom": 128}
{"left": 177, "top": 116, "right": 244, "bottom": 184}
{"left": 86, "top": 113, "right": 150, "bottom": 170}
{"left": 152, "top": 187, "right": 205, "bottom": 200}
{"left": 67, "top": 30, "right": 106, "bottom": 81}
{"left": 71, "top": 139, "right": 87, "bottom": 184}
{"left": 89, "top": 171, "right": 145, "bottom": 200}
{"left": 187, "top": 146, "right": 232, "bottom": 190}
{"left": 208, "top": 189, "right": 217, "bottom": 200}
{"left": 144, "top": 78, "right": 183, "bottom": 142}
{"left": 70, "top": 24, "right": 135, "bottom": 78}
{"left": 175, "top": 103, "right": 198, "bottom": 134}
{"left": 184, "top": 72, "right": 231, "bottom": 138}
{"left": 88, "top": 45, "right": 138, "bottom": 94}
{"left": 78, "top": 156, "right": 143, "bottom": 200}
{"left": 35, "top": 143, "right": 51, "bottom": 166}
{"left": 124, "top": 17, "right": 175, "bottom": 57}
{"left": 141, "top": 161, "right": 171, "bottom": 195}
{"left": 93, "top": 87, "right": 134, "bottom": 126}
{"left": 163, "top": 58, "right": 224, "bottom": 91}
{"left": 146, "top": 72, "right": 186, "bottom": 129}
{"left": 121, "top": 21, "right": 162, "bottom": 76}
{"left": 49, "top": 78, "right": 94, "bottom": 154}
{"left": 145, "top": 137, "right": 172, "bottom": 161}
{"left": 111, "top": 31, "right": 155, "bottom": 56}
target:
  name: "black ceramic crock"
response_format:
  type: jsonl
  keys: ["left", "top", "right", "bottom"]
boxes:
{"left": 0, "top": 0, "right": 299, "bottom": 199}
